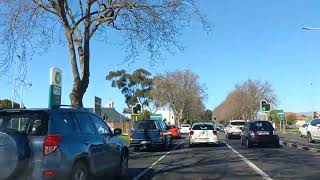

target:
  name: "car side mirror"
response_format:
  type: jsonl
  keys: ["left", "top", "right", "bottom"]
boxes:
{"left": 114, "top": 128, "right": 122, "bottom": 136}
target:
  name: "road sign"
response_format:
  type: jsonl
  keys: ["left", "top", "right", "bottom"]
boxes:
{"left": 277, "top": 111, "right": 285, "bottom": 121}
{"left": 48, "top": 67, "right": 62, "bottom": 108}
{"left": 123, "top": 108, "right": 132, "bottom": 114}
{"left": 94, "top": 96, "right": 102, "bottom": 117}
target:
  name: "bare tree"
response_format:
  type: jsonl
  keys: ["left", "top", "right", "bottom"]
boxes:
{"left": 213, "top": 79, "right": 277, "bottom": 122}
{"left": 151, "top": 70, "right": 207, "bottom": 125}
{"left": 0, "top": 0, "right": 208, "bottom": 107}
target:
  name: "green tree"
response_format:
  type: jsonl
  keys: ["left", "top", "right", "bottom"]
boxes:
{"left": 0, "top": 99, "right": 20, "bottom": 109}
{"left": 107, "top": 68, "right": 153, "bottom": 108}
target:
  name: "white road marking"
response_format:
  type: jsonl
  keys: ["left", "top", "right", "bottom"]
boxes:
{"left": 132, "top": 141, "right": 184, "bottom": 180}
{"left": 223, "top": 141, "right": 273, "bottom": 180}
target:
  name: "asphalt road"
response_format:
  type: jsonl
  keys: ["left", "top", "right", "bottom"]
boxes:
{"left": 127, "top": 133, "right": 320, "bottom": 180}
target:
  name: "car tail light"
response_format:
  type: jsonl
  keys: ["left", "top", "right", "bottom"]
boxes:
{"left": 273, "top": 130, "right": 278, "bottom": 135}
{"left": 43, "top": 134, "right": 62, "bottom": 156}
{"left": 160, "top": 132, "right": 164, "bottom": 137}
{"left": 190, "top": 131, "right": 194, "bottom": 136}
{"left": 250, "top": 131, "right": 257, "bottom": 136}
{"left": 213, "top": 130, "right": 218, "bottom": 135}
{"left": 43, "top": 170, "right": 56, "bottom": 177}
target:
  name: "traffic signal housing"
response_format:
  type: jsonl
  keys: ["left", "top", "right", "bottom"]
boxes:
{"left": 260, "top": 99, "right": 271, "bottom": 112}
{"left": 132, "top": 104, "right": 142, "bottom": 114}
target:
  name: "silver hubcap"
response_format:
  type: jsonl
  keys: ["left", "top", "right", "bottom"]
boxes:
{"left": 122, "top": 156, "right": 128, "bottom": 175}
{"left": 74, "top": 168, "right": 86, "bottom": 180}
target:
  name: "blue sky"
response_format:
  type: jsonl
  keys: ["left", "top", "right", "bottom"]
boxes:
{"left": 1, "top": 0, "right": 320, "bottom": 113}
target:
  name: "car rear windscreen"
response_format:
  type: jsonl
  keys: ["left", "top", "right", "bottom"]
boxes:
{"left": 192, "top": 124, "right": 214, "bottom": 130}
{"left": 133, "top": 121, "right": 157, "bottom": 130}
{"left": 0, "top": 111, "right": 48, "bottom": 135}
{"left": 251, "top": 121, "right": 274, "bottom": 131}
{"left": 230, "top": 122, "right": 245, "bottom": 126}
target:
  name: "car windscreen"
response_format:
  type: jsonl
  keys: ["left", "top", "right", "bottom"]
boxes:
{"left": 132, "top": 121, "right": 157, "bottom": 130}
{"left": 230, "top": 122, "right": 245, "bottom": 126}
{"left": 192, "top": 124, "right": 214, "bottom": 130}
{"left": 0, "top": 111, "right": 49, "bottom": 135}
{"left": 251, "top": 121, "right": 274, "bottom": 131}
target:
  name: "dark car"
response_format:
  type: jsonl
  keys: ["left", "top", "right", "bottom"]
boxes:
{"left": 0, "top": 107, "right": 129, "bottom": 180}
{"left": 240, "top": 120, "right": 280, "bottom": 148}
{"left": 130, "top": 120, "right": 172, "bottom": 151}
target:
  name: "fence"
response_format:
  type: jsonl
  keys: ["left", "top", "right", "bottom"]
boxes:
{"left": 107, "top": 121, "right": 131, "bottom": 133}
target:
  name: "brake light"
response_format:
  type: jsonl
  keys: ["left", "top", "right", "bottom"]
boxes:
{"left": 213, "top": 130, "right": 218, "bottom": 135}
{"left": 43, "top": 134, "right": 62, "bottom": 156}
{"left": 160, "top": 132, "right": 164, "bottom": 137}
{"left": 250, "top": 131, "right": 257, "bottom": 136}
{"left": 273, "top": 130, "right": 278, "bottom": 135}
{"left": 43, "top": 170, "right": 56, "bottom": 177}
{"left": 190, "top": 131, "right": 194, "bottom": 135}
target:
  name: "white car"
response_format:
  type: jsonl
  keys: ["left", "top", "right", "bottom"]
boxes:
{"left": 299, "top": 123, "right": 308, "bottom": 137}
{"left": 225, "top": 120, "right": 246, "bottom": 139}
{"left": 180, "top": 124, "right": 191, "bottom": 134}
{"left": 189, "top": 122, "right": 219, "bottom": 146}
{"left": 306, "top": 119, "right": 320, "bottom": 143}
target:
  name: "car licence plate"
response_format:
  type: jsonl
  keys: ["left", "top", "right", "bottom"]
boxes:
{"left": 257, "top": 131, "right": 269, "bottom": 135}
{"left": 140, "top": 141, "right": 150, "bottom": 144}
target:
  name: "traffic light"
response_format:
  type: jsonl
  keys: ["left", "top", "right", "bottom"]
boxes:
{"left": 260, "top": 99, "right": 271, "bottom": 112}
{"left": 314, "top": 112, "right": 320, "bottom": 119}
{"left": 132, "top": 103, "right": 142, "bottom": 114}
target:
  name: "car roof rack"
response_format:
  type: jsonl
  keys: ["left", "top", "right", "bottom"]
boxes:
{"left": 52, "top": 105, "right": 88, "bottom": 110}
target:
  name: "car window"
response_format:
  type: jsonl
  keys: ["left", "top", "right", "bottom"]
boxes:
{"left": 0, "top": 111, "right": 48, "bottom": 136}
{"left": 230, "top": 122, "right": 245, "bottom": 126}
{"left": 310, "top": 119, "right": 317, "bottom": 126}
{"left": 52, "top": 112, "right": 81, "bottom": 134}
{"left": 192, "top": 124, "right": 214, "bottom": 130}
{"left": 251, "top": 122, "right": 274, "bottom": 131}
{"left": 133, "top": 121, "right": 157, "bottom": 130}
{"left": 74, "top": 113, "right": 96, "bottom": 135}
{"left": 90, "top": 114, "right": 110, "bottom": 135}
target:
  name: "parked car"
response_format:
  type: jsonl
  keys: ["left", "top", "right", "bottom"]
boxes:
{"left": 180, "top": 124, "right": 191, "bottom": 134}
{"left": 168, "top": 125, "right": 181, "bottom": 139}
{"left": 225, "top": 120, "right": 246, "bottom": 139}
{"left": 130, "top": 120, "right": 172, "bottom": 151}
{"left": 215, "top": 125, "right": 225, "bottom": 133}
{"left": 0, "top": 107, "right": 129, "bottom": 180}
{"left": 299, "top": 123, "right": 309, "bottom": 137}
{"left": 189, "top": 122, "right": 219, "bottom": 147}
{"left": 241, "top": 120, "right": 280, "bottom": 148}
{"left": 306, "top": 119, "right": 320, "bottom": 143}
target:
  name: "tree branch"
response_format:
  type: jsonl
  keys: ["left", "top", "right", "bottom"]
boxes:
{"left": 32, "top": 0, "right": 57, "bottom": 14}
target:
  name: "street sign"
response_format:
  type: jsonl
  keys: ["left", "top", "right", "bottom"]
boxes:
{"left": 151, "top": 114, "right": 162, "bottom": 121}
{"left": 94, "top": 96, "right": 102, "bottom": 117}
{"left": 48, "top": 67, "right": 62, "bottom": 108}
{"left": 123, "top": 108, "right": 132, "bottom": 114}
{"left": 277, "top": 111, "right": 285, "bottom": 121}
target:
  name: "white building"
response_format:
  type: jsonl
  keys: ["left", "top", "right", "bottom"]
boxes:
{"left": 154, "top": 106, "right": 175, "bottom": 125}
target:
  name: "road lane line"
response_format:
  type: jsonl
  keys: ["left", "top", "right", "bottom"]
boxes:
{"left": 132, "top": 141, "right": 184, "bottom": 180}
{"left": 223, "top": 141, "right": 273, "bottom": 180}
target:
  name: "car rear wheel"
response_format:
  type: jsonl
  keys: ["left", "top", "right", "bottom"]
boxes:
{"left": 71, "top": 161, "right": 89, "bottom": 180}
{"left": 246, "top": 138, "right": 252, "bottom": 148}
{"left": 115, "top": 153, "right": 128, "bottom": 179}
{"left": 308, "top": 133, "right": 315, "bottom": 143}
{"left": 133, "top": 146, "right": 140, "bottom": 152}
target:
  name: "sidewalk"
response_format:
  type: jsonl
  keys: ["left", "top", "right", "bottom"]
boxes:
{"left": 279, "top": 131, "right": 320, "bottom": 153}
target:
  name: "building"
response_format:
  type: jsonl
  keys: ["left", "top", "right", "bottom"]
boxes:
{"left": 87, "top": 101, "right": 129, "bottom": 130}
{"left": 154, "top": 106, "right": 175, "bottom": 125}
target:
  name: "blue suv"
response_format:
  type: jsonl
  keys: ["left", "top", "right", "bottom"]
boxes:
{"left": 0, "top": 107, "right": 129, "bottom": 180}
